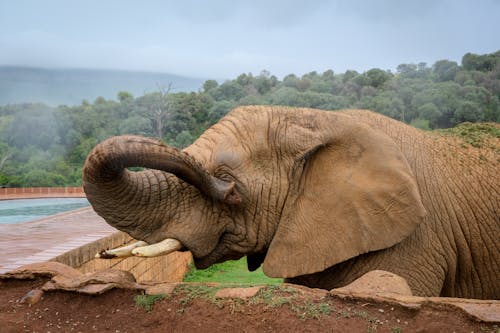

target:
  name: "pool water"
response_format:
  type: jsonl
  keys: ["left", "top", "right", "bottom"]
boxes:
{"left": 0, "top": 198, "right": 89, "bottom": 224}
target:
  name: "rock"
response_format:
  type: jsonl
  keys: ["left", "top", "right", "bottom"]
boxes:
{"left": 0, "top": 262, "right": 82, "bottom": 280}
{"left": 330, "top": 270, "right": 500, "bottom": 323}
{"left": 43, "top": 269, "right": 140, "bottom": 294}
{"left": 331, "top": 270, "right": 413, "bottom": 297}
{"left": 77, "top": 283, "right": 118, "bottom": 294}
{"left": 20, "top": 289, "right": 44, "bottom": 305}
{"left": 215, "top": 286, "right": 263, "bottom": 299}
{"left": 427, "top": 297, "right": 500, "bottom": 323}
{"left": 146, "top": 283, "right": 178, "bottom": 296}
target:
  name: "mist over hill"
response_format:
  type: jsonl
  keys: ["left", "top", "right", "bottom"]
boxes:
{"left": 0, "top": 66, "right": 205, "bottom": 106}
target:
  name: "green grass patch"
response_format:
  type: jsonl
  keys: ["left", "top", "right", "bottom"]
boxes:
{"left": 183, "top": 257, "right": 283, "bottom": 285}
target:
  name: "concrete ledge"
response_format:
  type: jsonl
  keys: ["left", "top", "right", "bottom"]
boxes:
{"left": 52, "top": 231, "right": 130, "bottom": 268}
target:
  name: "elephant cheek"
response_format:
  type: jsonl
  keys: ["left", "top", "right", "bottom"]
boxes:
{"left": 165, "top": 226, "right": 222, "bottom": 259}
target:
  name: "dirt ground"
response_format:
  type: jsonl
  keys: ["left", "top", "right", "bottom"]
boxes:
{"left": 1, "top": 277, "right": 498, "bottom": 333}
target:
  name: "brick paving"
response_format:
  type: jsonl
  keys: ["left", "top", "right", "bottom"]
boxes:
{"left": 0, "top": 207, "right": 115, "bottom": 274}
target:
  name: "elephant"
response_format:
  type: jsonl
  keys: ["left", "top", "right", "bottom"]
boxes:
{"left": 83, "top": 106, "right": 499, "bottom": 299}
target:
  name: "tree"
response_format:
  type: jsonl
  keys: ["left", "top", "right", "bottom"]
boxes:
{"left": 210, "top": 81, "right": 246, "bottom": 101}
{"left": 342, "top": 70, "right": 359, "bottom": 83}
{"left": 21, "top": 169, "right": 66, "bottom": 187}
{"left": 417, "top": 103, "right": 441, "bottom": 128}
{"left": 462, "top": 52, "right": 498, "bottom": 72}
{"left": 119, "top": 116, "right": 152, "bottom": 136}
{"left": 454, "top": 101, "right": 483, "bottom": 123}
{"left": 141, "top": 83, "right": 173, "bottom": 139}
{"left": 207, "top": 101, "right": 236, "bottom": 124}
{"left": 173, "top": 130, "right": 195, "bottom": 148}
{"left": 365, "top": 68, "right": 392, "bottom": 88}
{"left": 283, "top": 74, "right": 299, "bottom": 88}
{"left": 5, "top": 105, "right": 59, "bottom": 150}
{"left": 0, "top": 142, "right": 12, "bottom": 173}
{"left": 397, "top": 64, "right": 418, "bottom": 78}
{"left": 203, "top": 80, "right": 219, "bottom": 92}
{"left": 253, "top": 70, "right": 276, "bottom": 95}
{"left": 295, "top": 77, "right": 312, "bottom": 92}
{"left": 236, "top": 73, "right": 253, "bottom": 86}
{"left": 433, "top": 60, "right": 459, "bottom": 81}
{"left": 322, "top": 69, "right": 335, "bottom": 80}
{"left": 410, "top": 118, "right": 430, "bottom": 130}
{"left": 117, "top": 91, "right": 134, "bottom": 103}
{"left": 367, "top": 91, "right": 406, "bottom": 121}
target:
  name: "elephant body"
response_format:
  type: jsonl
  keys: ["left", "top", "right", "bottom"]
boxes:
{"left": 83, "top": 106, "right": 499, "bottom": 299}
{"left": 284, "top": 110, "right": 499, "bottom": 298}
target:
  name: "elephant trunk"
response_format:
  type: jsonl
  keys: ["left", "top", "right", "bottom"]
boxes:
{"left": 82, "top": 135, "right": 239, "bottom": 240}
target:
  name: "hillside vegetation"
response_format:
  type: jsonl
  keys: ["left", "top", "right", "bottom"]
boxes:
{"left": 0, "top": 50, "right": 498, "bottom": 187}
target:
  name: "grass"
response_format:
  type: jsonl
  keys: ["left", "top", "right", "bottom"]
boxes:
{"left": 183, "top": 257, "right": 283, "bottom": 285}
{"left": 134, "top": 294, "right": 166, "bottom": 312}
{"left": 170, "top": 283, "right": 333, "bottom": 320}
{"left": 174, "top": 284, "right": 221, "bottom": 306}
{"left": 292, "top": 301, "right": 332, "bottom": 320}
{"left": 250, "top": 285, "right": 297, "bottom": 308}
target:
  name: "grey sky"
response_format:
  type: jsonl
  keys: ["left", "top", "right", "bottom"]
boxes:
{"left": 1, "top": 0, "right": 499, "bottom": 79}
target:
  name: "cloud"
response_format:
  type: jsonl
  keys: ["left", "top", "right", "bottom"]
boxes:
{"left": 0, "top": 0, "right": 499, "bottom": 78}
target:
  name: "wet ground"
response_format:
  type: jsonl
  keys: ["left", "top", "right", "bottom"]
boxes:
{"left": 0, "top": 207, "right": 114, "bottom": 273}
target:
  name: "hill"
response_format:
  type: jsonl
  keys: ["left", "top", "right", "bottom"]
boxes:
{"left": 0, "top": 66, "right": 205, "bottom": 106}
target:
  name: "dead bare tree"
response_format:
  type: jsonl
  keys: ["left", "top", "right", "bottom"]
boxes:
{"left": 0, "top": 150, "right": 12, "bottom": 172}
{"left": 150, "top": 83, "right": 173, "bottom": 139}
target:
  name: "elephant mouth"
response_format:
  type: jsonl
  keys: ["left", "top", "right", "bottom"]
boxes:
{"left": 194, "top": 251, "right": 244, "bottom": 269}
{"left": 191, "top": 237, "right": 244, "bottom": 269}
{"left": 95, "top": 235, "right": 245, "bottom": 272}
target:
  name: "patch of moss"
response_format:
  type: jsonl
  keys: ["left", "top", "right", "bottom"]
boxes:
{"left": 437, "top": 122, "right": 500, "bottom": 148}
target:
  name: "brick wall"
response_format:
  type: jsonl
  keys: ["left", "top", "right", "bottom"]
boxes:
{"left": 53, "top": 231, "right": 192, "bottom": 283}
{"left": 78, "top": 251, "right": 193, "bottom": 283}
{"left": 0, "top": 187, "right": 86, "bottom": 200}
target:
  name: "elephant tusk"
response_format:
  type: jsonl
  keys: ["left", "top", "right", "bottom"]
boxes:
{"left": 131, "top": 238, "right": 182, "bottom": 257}
{"left": 95, "top": 241, "right": 148, "bottom": 258}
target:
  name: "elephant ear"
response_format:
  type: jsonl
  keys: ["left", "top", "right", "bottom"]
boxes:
{"left": 263, "top": 121, "right": 426, "bottom": 278}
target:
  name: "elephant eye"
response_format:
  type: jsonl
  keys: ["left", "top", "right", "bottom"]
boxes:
{"left": 213, "top": 165, "right": 235, "bottom": 182}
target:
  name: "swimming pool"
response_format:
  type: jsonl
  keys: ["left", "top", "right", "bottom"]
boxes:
{"left": 0, "top": 198, "right": 89, "bottom": 224}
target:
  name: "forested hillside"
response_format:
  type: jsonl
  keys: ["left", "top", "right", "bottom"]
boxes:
{"left": 0, "top": 51, "right": 498, "bottom": 187}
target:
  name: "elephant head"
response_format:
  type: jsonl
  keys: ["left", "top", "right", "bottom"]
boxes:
{"left": 83, "top": 106, "right": 426, "bottom": 279}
